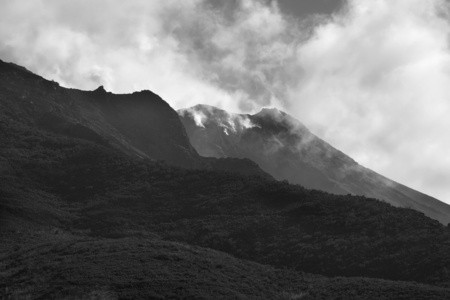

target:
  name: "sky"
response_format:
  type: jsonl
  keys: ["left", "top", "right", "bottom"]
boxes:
{"left": 1, "top": 0, "right": 450, "bottom": 204}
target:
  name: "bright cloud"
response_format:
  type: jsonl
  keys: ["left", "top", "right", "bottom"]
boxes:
{"left": 0, "top": 0, "right": 303, "bottom": 113}
{"left": 291, "top": 0, "right": 450, "bottom": 203}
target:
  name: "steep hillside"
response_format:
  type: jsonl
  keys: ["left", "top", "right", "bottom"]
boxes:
{"left": 179, "top": 104, "right": 450, "bottom": 224}
{"left": 0, "top": 59, "right": 202, "bottom": 168}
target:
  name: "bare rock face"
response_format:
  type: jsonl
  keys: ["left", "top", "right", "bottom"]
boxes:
{"left": 179, "top": 104, "right": 450, "bottom": 224}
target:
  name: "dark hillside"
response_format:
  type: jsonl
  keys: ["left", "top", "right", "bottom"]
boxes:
{"left": 3, "top": 237, "right": 450, "bottom": 299}
{"left": 1, "top": 113, "right": 450, "bottom": 288}
{"left": 0, "top": 59, "right": 201, "bottom": 168}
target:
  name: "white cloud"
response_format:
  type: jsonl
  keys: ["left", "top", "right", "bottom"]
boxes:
{"left": 290, "top": 0, "right": 450, "bottom": 203}
{"left": 0, "top": 0, "right": 306, "bottom": 113}
{"left": 0, "top": 0, "right": 244, "bottom": 111}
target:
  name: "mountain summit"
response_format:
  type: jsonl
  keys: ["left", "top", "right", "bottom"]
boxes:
{"left": 179, "top": 104, "right": 450, "bottom": 224}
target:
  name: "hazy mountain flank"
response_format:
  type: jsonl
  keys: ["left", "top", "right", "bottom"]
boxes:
{"left": 179, "top": 104, "right": 450, "bottom": 224}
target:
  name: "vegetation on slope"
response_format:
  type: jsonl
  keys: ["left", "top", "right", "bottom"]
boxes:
{"left": 4, "top": 236, "right": 450, "bottom": 299}
{"left": 2, "top": 115, "right": 450, "bottom": 291}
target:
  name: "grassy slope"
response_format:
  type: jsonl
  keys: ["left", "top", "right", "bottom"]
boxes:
{"left": 3, "top": 236, "right": 450, "bottom": 300}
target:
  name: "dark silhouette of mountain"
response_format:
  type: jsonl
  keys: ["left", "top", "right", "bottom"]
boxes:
{"left": 179, "top": 104, "right": 450, "bottom": 224}
{"left": 2, "top": 59, "right": 450, "bottom": 299}
{"left": 0, "top": 59, "right": 201, "bottom": 168}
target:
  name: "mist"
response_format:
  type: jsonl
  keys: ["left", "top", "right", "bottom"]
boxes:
{"left": 291, "top": 0, "right": 450, "bottom": 204}
{"left": 1, "top": 0, "right": 449, "bottom": 203}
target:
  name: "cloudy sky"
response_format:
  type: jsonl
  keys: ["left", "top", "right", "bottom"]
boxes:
{"left": 1, "top": 0, "right": 450, "bottom": 204}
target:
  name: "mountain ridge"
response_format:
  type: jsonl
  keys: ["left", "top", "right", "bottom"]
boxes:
{"left": 179, "top": 104, "right": 450, "bottom": 224}
{"left": 0, "top": 58, "right": 270, "bottom": 178}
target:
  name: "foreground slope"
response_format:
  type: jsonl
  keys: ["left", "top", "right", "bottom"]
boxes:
{"left": 179, "top": 104, "right": 450, "bottom": 224}
{"left": 3, "top": 237, "right": 450, "bottom": 300}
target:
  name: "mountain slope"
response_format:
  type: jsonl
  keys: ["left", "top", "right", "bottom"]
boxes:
{"left": 4, "top": 237, "right": 450, "bottom": 300}
{"left": 179, "top": 104, "right": 450, "bottom": 224}
{"left": 2, "top": 113, "right": 450, "bottom": 287}
{"left": 0, "top": 59, "right": 202, "bottom": 168}
{"left": 0, "top": 59, "right": 272, "bottom": 180}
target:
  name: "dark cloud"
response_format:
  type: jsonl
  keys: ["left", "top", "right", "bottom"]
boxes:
{"left": 277, "top": 0, "right": 345, "bottom": 17}
{"left": 206, "top": 0, "right": 346, "bottom": 18}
